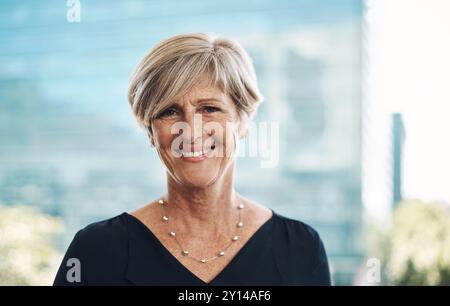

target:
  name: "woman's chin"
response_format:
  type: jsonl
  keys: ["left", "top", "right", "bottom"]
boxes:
{"left": 175, "top": 173, "right": 218, "bottom": 189}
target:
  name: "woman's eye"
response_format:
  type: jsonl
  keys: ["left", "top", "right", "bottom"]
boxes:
{"left": 202, "top": 106, "right": 220, "bottom": 113}
{"left": 158, "top": 108, "right": 178, "bottom": 118}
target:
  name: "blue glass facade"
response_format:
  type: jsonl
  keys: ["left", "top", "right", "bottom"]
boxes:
{"left": 0, "top": 0, "right": 362, "bottom": 284}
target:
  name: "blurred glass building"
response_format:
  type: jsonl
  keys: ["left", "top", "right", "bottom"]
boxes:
{"left": 0, "top": 0, "right": 362, "bottom": 284}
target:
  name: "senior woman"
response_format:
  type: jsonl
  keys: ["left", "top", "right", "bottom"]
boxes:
{"left": 53, "top": 33, "right": 331, "bottom": 286}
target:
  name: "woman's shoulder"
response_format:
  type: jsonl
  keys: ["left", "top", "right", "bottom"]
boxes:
{"left": 61, "top": 213, "right": 131, "bottom": 263}
{"left": 74, "top": 213, "right": 129, "bottom": 245}
{"left": 270, "top": 210, "right": 324, "bottom": 248}
{"left": 242, "top": 197, "right": 323, "bottom": 244}
{"left": 53, "top": 213, "right": 131, "bottom": 285}
{"left": 270, "top": 210, "right": 331, "bottom": 285}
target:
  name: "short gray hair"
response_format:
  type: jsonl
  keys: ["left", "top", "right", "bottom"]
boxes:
{"left": 128, "top": 32, "right": 263, "bottom": 134}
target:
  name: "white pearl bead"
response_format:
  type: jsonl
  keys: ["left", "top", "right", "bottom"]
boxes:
{"left": 182, "top": 250, "right": 189, "bottom": 255}
{"left": 169, "top": 231, "right": 176, "bottom": 237}
{"left": 162, "top": 216, "right": 169, "bottom": 221}
{"left": 237, "top": 222, "right": 244, "bottom": 227}
{"left": 201, "top": 259, "right": 206, "bottom": 263}
{"left": 219, "top": 251, "right": 225, "bottom": 256}
{"left": 232, "top": 236, "right": 239, "bottom": 241}
{"left": 238, "top": 203, "right": 244, "bottom": 209}
{"left": 158, "top": 199, "right": 164, "bottom": 204}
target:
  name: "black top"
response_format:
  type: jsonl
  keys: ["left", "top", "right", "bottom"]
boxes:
{"left": 53, "top": 210, "right": 331, "bottom": 286}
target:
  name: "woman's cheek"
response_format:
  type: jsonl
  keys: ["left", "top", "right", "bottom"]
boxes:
{"left": 153, "top": 125, "right": 174, "bottom": 150}
{"left": 225, "top": 122, "right": 240, "bottom": 155}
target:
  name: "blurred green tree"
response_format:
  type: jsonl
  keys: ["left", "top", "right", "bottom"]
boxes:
{"left": 0, "top": 204, "right": 62, "bottom": 285}
{"left": 372, "top": 200, "right": 450, "bottom": 285}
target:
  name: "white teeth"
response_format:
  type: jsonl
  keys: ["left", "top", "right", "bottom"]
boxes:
{"left": 181, "top": 149, "right": 209, "bottom": 158}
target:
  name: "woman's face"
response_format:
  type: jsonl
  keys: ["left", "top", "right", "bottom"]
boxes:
{"left": 150, "top": 78, "right": 242, "bottom": 188}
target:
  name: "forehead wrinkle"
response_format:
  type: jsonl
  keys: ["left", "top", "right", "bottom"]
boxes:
{"left": 177, "top": 87, "right": 227, "bottom": 108}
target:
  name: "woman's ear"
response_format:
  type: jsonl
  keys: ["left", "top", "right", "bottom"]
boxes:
{"left": 239, "top": 127, "right": 249, "bottom": 139}
{"left": 238, "top": 111, "right": 254, "bottom": 139}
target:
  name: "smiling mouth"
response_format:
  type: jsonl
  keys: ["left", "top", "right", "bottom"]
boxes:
{"left": 177, "top": 143, "right": 216, "bottom": 161}
{"left": 181, "top": 150, "right": 208, "bottom": 158}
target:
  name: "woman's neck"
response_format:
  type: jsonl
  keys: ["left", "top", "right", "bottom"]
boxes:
{"left": 164, "top": 168, "right": 240, "bottom": 238}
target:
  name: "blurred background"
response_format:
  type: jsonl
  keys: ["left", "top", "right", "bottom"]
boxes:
{"left": 0, "top": 0, "right": 449, "bottom": 285}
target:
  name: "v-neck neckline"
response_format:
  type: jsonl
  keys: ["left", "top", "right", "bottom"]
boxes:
{"left": 124, "top": 209, "right": 275, "bottom": 285}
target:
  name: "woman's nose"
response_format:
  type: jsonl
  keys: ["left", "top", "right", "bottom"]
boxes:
{"left": 182, "top": 111, "right": 204, "bottom": 141}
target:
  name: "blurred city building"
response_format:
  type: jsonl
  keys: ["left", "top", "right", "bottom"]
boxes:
{"left": 0, "top": 0, "right": 362, "bottom": 285}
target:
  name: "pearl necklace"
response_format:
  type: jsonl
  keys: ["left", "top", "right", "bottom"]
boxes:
{"left": 158, "top": 198, "right": 244, "bottom": 264}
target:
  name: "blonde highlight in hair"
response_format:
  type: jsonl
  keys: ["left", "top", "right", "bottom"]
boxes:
{"left": 127, "top": 33, "right": 263, "bottom": 133}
